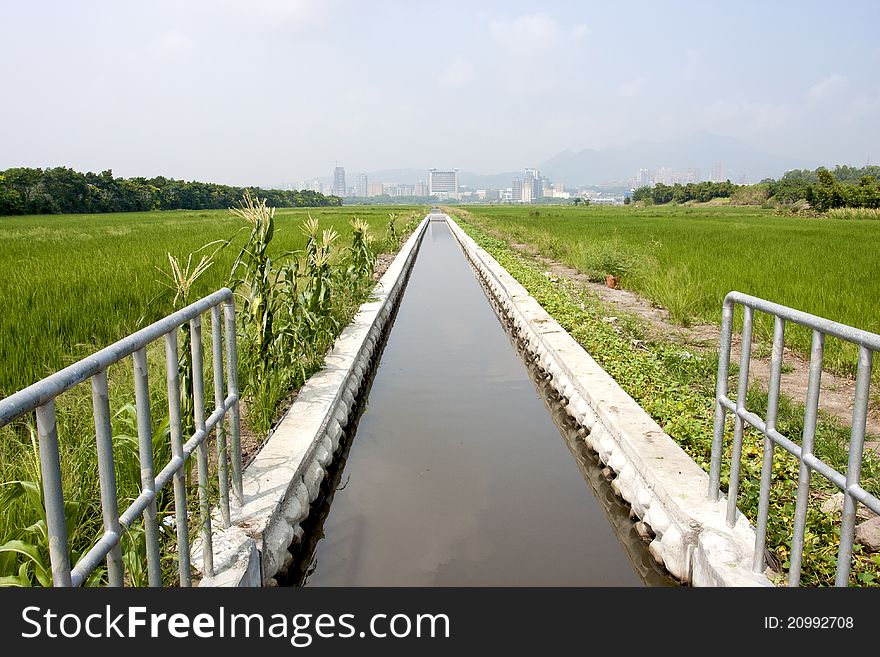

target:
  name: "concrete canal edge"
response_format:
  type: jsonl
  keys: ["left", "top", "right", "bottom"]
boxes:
{"left": 196, "top": 211, "right": 771, "bottom": 587}
{"left": 445, "top": 214, "right": 772, "bottom": 587}
{"left": 193, "top": 216, "right": 431, "bottom": 587}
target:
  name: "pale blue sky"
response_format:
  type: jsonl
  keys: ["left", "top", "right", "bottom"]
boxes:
{"left": 1, "top": 1, "right": 878, "bottom": 185}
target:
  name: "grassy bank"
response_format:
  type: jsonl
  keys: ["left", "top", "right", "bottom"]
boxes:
{"left": 458, "top": 204, "right": 880, "bottom": 378}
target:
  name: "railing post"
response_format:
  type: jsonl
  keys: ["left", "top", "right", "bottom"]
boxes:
{"left": 165, "top": 329, "right": 192, "bottom": 587}
{"left": 834, "top": 345, "right": 873, "bottom": 586}
{"left": 91, "top": 369, "right": 125, "bottom": 586}
{"left": 753, "top": 316, "right": 785, "bottom": 573}
{"left": 35, "top": 401, "right": 73, "bottom": 587}
{"left": 726, "top": 305, "right": 753, "bottom": 526}
{"left": 224, "top": 298, "right": 243, "bottom": 504}
{"left": 190, "top": 316, "right": 214, "bottom": 578}
{"left": 133, "top": 347, "right": 162, "bottom": 587}
{"left": 709, "top": 300, "right": 734, "bottom": 501}
{"left": 788, "top": 330, "right": 824, "bottom": 586}
{"left": 211, "top": 305, "right": 230, "bottom": 527}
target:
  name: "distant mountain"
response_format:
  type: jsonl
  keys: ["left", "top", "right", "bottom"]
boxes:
{"left": 311, "top": 168, "right": 523, "bottom": 189}
{"left": 539, "top": 132, "right": 812, "bottom": 186}
{"left": 302, "top": 133, "right": 816, "bottom": 190}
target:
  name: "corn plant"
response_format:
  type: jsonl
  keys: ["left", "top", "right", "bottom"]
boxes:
{"left": 229, "top": 193, "right": 295, "bottom": 434}
{"left": 0, "top": 424, "right": 104, "bottom": 587}
{"left": 346, "top": 218, "right": 375, "bottom": 288}
{"left": 387, "top": 212, "right": 399, "bottom": 248}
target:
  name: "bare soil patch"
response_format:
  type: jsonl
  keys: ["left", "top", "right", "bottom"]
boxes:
{"left": 508, "top": 242, "right": 880, "bottom": 449}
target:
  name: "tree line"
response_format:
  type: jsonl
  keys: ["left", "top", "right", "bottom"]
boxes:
{"left": 632, "top": 165, "right": 880, "bottom": 210}
{"left": 631, "top": 180, "right": 737, "bottom": 204}
{"left": 0, "top": 167, "right": 342, "bottom": 216}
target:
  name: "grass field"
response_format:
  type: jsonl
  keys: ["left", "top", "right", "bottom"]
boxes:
{"left": 458, "top": 204, "right": 880, "bottom": 377}
{"left": 0, "top": 204, "right": 422, "bottom": 585}
{"left": 0, "top": 206, "right": 418, "bottom": 398}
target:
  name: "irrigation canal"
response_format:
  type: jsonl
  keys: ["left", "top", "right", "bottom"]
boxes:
{"left": 285, "top": 215, "right": 674, "bottom": 586}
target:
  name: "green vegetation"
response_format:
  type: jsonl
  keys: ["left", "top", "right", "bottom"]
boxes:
{"left": 768, "top": 165, "right": 880, "bottom": 206}
{"left": 0, "top": 167, "right": 340, "bottom": 216}
{"left": 0, "top": 203, "right": 422, "bottom": 586}
{"left": 457, "top": 204, "right": 880, "bottom": 378}
{"left": 455, "top": 215, "right": 880, "bottom": 586}
{"left": 0, "top": 206, "right": 418, "bottom": 397}
{"left": 632, "top": 165, "right": 880, "bottom": 210}
{"left": 633, "top": 180, "right": 738, "bottom": 205}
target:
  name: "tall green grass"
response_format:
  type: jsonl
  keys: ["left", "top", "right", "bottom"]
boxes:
{"left": 0, "top": 206, "right": 416, "bottom": 398}
{"left": 0, "top": 204, "right": 424, "bottom": 585}
{"left": 460, "top": 205, "right": 880, "bottom": 376}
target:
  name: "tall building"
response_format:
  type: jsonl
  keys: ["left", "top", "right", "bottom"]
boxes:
{"left": 536, "top": 175, "right": 547, "bottom": 199}
{"left": 355, "top": 173, "right": 368, "bottom": 197}
{"left": 524, "top": 168, "right": 542, "bottom": 201}
{"left": 414, "top": 180, "right": 428, "bottom": 196}
{"left": 332, "top": 164, "right": 346, "bottom": 197}
{"left": 656, "top": 167, "right": 674, "bottom": 185}
{"left": 512, "top": 177, "right": 523, "bottom": 202}
{"left": 710, "top": 164, "right": 727, "bottom": 183}
{"left": 428, "top": 168, "right": 459, "bottom": 199}
{"left": 367, "top": 181, "right": 385, "bottom": 197}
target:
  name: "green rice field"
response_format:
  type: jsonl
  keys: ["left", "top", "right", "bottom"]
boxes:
{"left": 459, "top": 204, "right": 880, "bottom": 376}
{"left": 0, "top": 206, "right": 418, "bottom": 398}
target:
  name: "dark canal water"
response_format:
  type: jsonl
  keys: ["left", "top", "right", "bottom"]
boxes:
{"left": 286, "top": 219, "right": 674, "bottom": 586}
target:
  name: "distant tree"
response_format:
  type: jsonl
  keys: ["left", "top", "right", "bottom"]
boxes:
{"left": 0, "top": 167, "right": 340, "bottom": 216}
{"left": 806, "top": 167, "right": 844, "bottom": 211}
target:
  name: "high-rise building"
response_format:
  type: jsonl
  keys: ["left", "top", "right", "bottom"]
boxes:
{"left": 656, "top": 167, "right": 674, "bottom": 185}
{"left": 710, "top": 164, "right": 727, "bottom": 183}
{"left": 428, "top": 168, "right": 459, "bottom": 199}
{"left": 414, "top": 180, "right": 428, "bottom": 196}
{"left": 536, "top": 175, "right": 547, "bottom": 199}
{"left": 512, "top": 177, "right": 523, "bottom": 203}
{"left": 524, "top": 168, "right": 541, "bottom": 201}
{"left": 355, "top": 173, "right": 368, "bottom": 197}
{"left": 367, "top": 182, "right": 385, "bottom": 197}
{"left": 333, "top": 164, "right": 346, "bottom": 197}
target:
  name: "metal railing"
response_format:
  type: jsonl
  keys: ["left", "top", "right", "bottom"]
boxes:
{"left": 709, "top": 291, "right": 880, "bottom": 586}
{"left": 0, "top": 288, "right": 242, "bottom": 587}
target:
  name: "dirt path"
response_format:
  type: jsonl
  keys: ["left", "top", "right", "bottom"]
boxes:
{"left": 508, "top": 242, "right": 880, "bottom": 446}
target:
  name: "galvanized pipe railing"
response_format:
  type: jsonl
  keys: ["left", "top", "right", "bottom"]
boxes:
{"left": 0, "top": 287, "right": 241, "bottom": 587}
{"left": 709, "top": 290, "right": 880, "bottom": 587}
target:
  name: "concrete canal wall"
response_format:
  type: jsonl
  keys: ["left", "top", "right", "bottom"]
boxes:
{"left": 194, "top": 216, "right": 430, "bottom": 587}
{"left": 445, "top": 215, "right": 771, "bottom": 587}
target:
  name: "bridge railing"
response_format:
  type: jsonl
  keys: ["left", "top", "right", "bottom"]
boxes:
{"left": 709, "top": 290, "right": 880, "bottom": 586}
{"left": 0, "top": 288, "right": 242, "bottom": 587}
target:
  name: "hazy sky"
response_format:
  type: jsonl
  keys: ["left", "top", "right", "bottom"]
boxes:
{"left": 1, "top": 1, "right": 878, "bottom": 185}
